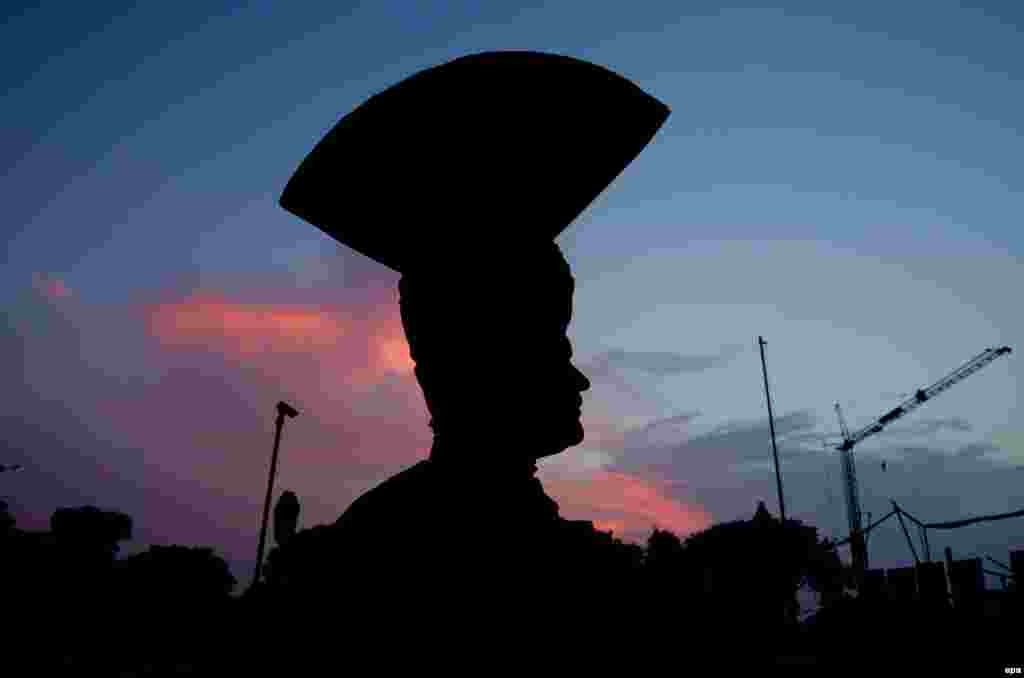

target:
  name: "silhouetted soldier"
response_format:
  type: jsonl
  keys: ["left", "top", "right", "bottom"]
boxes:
{"left": 277, "top": 51, "right": 669, "bottom": 642}
{"left": 273, "top": 490, "right": 300, "bottom": 548}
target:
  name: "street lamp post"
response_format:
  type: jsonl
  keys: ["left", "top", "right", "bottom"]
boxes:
{"left": 251, "top": 401, "right": 299, "bottom": 592}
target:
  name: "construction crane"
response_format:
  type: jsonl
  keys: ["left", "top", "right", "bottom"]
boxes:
{"left": 832, "top": 346, "right": 1012, "bottom": 584}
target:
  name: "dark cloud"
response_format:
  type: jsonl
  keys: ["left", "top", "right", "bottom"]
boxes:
{"left": 619, "top": 410, "right": 817, "bottom": 464}
{"left": 774, "top": 416, "right": 975, "bottom": 454}
{"left": 824, "top": 444, "right": 1024, "bottom": 580}
{"left": 612, "top": 409, "right": 1024, "bottom": 577}
{"left": 784, "top": 430, "right": 844, "bottom": 449}
{"left": 874, "top": 416, "right": 973, "bottom": 438}
{"left": 581, "top": 359, "right": 660, "bottom": 406}
{"left": 631, "top": 411, "right": 703, "bottom": 434}
{"left": 621, "top": 410, "right": 702, "bottom": 451}
{"left": 581, "top": 343, "right": 745, "bottom": 378}
{"left": 956, "top": 441, "right": 1000, "bottom": 459}
{"left": 608, "top": 410, "right": 819, "bottom": 527}
{"left": 576, "top": 345, "right": 746, "bottom": 420}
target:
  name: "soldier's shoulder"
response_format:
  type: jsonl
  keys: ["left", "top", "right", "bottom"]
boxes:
{"left": 332, "top": 459, "right": 435, "bottom": 529}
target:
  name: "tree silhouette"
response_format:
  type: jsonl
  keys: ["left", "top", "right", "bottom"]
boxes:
{"left": 678, "top": 502, "right": 837, "bottom": 629}
{"left": 120, "top": 544, "right": 236, "bottom": 601}
{"left": 50, "top": 505, "right": 133, "bottom": 562}
{"left": 114, "top": 544, "right": 236, "bottom": 672}
{"left": 643, "top": 528, "right": 687, "bottom": 604}
{"left": 635, "top": 502, "right": 842, "bottom": 651}
{"left": 0, "top": 499, "right": 14, "bottom": 535}
{"left": 46, "top": 505, "right": 133, "bottom": 603}
{"left": 14, "top": 506, "right": 135, "bottom": 671}
{"left": 646, "top": 528, "right": 685, "bottom": 572}
{"left": 0, "top": 500, "right": 18, "bottom": 601}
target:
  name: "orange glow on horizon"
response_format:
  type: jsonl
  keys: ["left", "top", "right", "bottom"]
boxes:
{"left": 592, "top": 519, "right": 628, "bottom": 535}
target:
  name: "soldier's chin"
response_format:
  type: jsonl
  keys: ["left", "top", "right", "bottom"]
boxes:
{"left": 535, "top": 423, "right": 584, "bottom": 459}
{"left": 570, "top": 420, "right": 585, "bottom": 445}
{"left": 557, "top": 421, "right": 585, "bottom": 450}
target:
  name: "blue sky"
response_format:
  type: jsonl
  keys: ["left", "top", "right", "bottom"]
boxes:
{"left": 2, "top": 1, "right": 1022, "bottom": 591}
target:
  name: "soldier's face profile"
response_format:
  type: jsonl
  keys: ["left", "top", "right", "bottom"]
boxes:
{"left": 499, "top": 273, "right": 590, "bottom": 460}
{"left": 402, "top": 256, "right": 591, "bottom": 461}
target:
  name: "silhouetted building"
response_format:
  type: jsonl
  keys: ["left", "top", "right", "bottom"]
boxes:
{"left": 862, "top": 568, "right": 886, "bottom": 601}
{"left": 949, "top": 557, "right": 985, "bottom": 612}
{"left": 1010, "top": 549, "right": 1023, "bottom": 593}
{"left": 887, "top": 566, "right": 917, "bottom": 603}
{"left": 916, "top": 561, "right": 948, "bottom": 608}
{"left": 753, "top": 500, "right": 772, "bottom": 525}
{"left": 3, "top": 528, "right": 59, "bottom": 597}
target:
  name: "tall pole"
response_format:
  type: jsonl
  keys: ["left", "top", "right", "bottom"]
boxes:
{"left": 892, "top": 501, "right": 920, "bottom": 566}
{"left": 944, "top": 546, "right": 956, "bottom": 607}
{"left": 758, "top": 336, "right": 787, "bottom": 523}
{"left": 252, "top": 401, "right": 299, "bottom": 591}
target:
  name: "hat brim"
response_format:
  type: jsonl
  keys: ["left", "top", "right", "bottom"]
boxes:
{"left": 280, "top": 51, "right": 670, "bottom": 274}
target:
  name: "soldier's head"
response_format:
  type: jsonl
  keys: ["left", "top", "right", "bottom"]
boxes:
{"left": 277, "top": 53, "right": 669, "bottom": 467}
{"left": 398, "top": 240, "right": 590, "bottom": 464}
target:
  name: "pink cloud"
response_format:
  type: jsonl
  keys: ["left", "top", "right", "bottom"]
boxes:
{"left": 579, "top": 411, "right": 628, "bottom": 453}
{"left": 544, "top": 469, "right": 712, "bottom": 544}
{"left": 126, "top": 285, "right": 430, "bottom": 472}
{"left": 26, "top": 276, "right": 714, "bottom": 575}
{"left": 142, "top": 291, "right": 414, "bottom": 380}
{"left": 136, "top": 287, "right": 712, "bottom": 544}
{"left": 32, "top": 272, "right": 73, "bottom": 300}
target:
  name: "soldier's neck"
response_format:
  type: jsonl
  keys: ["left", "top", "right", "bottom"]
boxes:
{"left": 428, "top": 436, "right": 538, "bottom": 477}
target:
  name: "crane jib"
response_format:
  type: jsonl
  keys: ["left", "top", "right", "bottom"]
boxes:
{"left": 878, "top": 407, "right": 903, "bottom": 425}
{"left": 832, "top": 345, "right": 1012, "bottom": 582}
{"left": 841, "top": 345, "right": 1012, "bottom": 448}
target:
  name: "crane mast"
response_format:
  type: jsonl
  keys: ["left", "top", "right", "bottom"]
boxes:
{"left": 834, "top": 403, "right": 867, "bottom": 577}
{"left": 833, "top": 346, "right": 1012, "bottom": 584}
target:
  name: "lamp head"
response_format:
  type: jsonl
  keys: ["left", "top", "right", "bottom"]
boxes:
{"left": 277, "top": 401, "right": 299, "bottom": 418}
